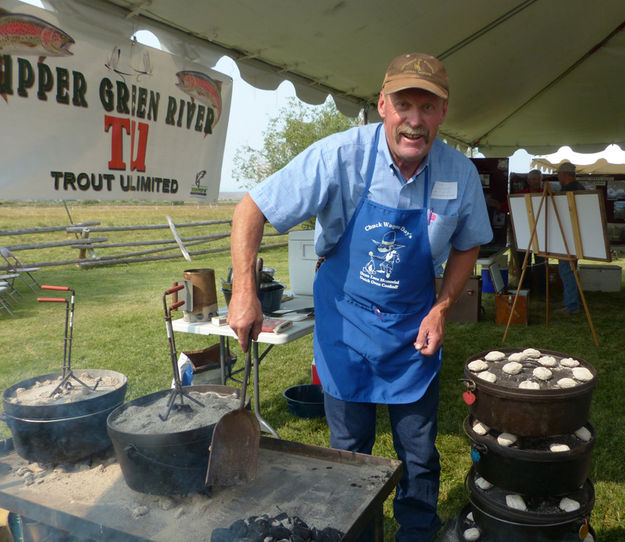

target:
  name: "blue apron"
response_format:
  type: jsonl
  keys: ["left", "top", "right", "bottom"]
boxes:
{"left": 313, "top": 126, "right": 441, "bottom": 404}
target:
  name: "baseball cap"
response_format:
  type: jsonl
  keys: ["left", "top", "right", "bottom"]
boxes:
{"left": 382, "top": 53, "right": 449, "bottom": 99}
{"left": 558, "top": 162, "right": 576, "bottom": 174}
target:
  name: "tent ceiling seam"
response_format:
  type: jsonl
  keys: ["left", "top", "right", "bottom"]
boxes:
{"left": 437, "top": 0, "right": 537, "bottom": 60}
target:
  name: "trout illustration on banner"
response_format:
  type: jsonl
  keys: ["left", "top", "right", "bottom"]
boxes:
{"left": 175, "top": 70, "right": 222, "bottom": 128}
{"left": 0, "top": 9, "right": 74, "bottom": 61}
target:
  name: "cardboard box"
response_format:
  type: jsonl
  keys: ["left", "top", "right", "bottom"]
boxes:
{"left": 495, "top": 290, "right": 530, "bottom": 325}
{"left": 578, "top": 264, "right": 622, "bottom": 292}
{"left": 435, "top": 276, "right": 482, "bottom": 322}
{"left": 489, "top": 263, "right": 529, "bottom": 325}
{"left": 288, "top": 230, "right": 317, "bottom": 296}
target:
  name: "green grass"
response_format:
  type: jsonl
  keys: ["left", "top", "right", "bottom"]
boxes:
{"left": 1, "top": 202, "right": 625, "bottom": 540}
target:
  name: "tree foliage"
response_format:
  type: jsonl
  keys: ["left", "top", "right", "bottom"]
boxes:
{"left": 233, "top": 98, "right": 361, "bottom": 190}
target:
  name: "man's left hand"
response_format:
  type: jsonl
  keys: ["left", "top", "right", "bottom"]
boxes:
{"left": 414, "top": 305, "right": 445, "bottom": 356}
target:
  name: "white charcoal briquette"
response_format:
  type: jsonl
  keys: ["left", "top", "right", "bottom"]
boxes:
{"left": 508, "top": 352, "right": 526, "bottom": 362}
{"left": 559, "top": 497, "right": 581, "bottom": 512}
{"left": 522, "top": 348, "right": 541, "bottom": 358}
{"left": 572, "top": 367, "right": 594, "bottom": 382}
{"left": 538, "top": 355, "right": 557, "bottom": 367}
{"left": 475, "top": 477, "right": 493, "bottom": 490}
{"left": 485, "top": 350, "right": 506, "bottom": 361}
{"left": 466, "top": 511, "right": 474, "bottom": 522}
{"left": 519, "top": 380, "right": 541, "bottom": 390}
{"left": 497, "top": 433, "right": 518, "bottom": 447}
{"left": 574, "top": 426, "right": 592, "bottom": 442}
{"left": 557, "top": 378, "right": 577, "bottom": 389}
{"left": 560, "top": 357, "right": 580, "bottom": 368}
{"left": 506, "top": 494, "right": 527, "bottom": 511}
{"left": 550, "top": 443, "right": 571, "bottom": 452}
{"left": 533, "top": 367, "right": 553, "bottom": 380}
{"left": 463, "top": 527, "right": 481, "bottom": 541}
{"left": 468, "top": 360, "right": 489, "bottom": 372}
{"left": 472, "top": 421, "right": 490, "bottom": 435}
{"left": 503, "top": 361, "right": 523, "bottom": 375}
{"left": 477, "top": 371, "right": 497, "bottom": 383}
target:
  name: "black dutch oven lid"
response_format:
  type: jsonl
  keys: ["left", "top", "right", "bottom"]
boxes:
{"left": 463, "top": 348, "right": 596, "bottom": 400}
{"left": 466, "top": 465, "right": 595, "bottom": 525}
{"left": 463, "top": 415, "right": 595, "bottom": 461}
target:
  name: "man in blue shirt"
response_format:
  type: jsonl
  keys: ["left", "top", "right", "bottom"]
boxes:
{"left": 228, "top": 53, "right": 492, "bottom": 541}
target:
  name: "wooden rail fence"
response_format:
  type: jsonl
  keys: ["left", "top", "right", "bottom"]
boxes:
{"left": 0, "top": 219, "right": 289, "bottom": 269}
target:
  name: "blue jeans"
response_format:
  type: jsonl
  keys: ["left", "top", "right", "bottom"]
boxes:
{"left": 558, "top": 259, "right": 579, "bottom": 311}
{"left": 324, "top": 376, "right": 441, "bottom": 542}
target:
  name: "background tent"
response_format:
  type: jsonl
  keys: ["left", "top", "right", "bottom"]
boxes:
{"left": 531, "top": 157, "right": 625, "bottom": 174}
{"left": 84, "top": 0, "right": 625, "bottom": 156}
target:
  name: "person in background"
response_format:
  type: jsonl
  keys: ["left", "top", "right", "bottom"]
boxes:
{"left": 556, "top": 161, "right": 584, "bottom": 313}
{"left": 227, "top": 52, "right": 492, "bottom": 541}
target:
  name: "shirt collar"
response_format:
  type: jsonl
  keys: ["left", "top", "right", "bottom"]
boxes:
{"left": 378, "top": 124, "right": 432, "bottom": 183}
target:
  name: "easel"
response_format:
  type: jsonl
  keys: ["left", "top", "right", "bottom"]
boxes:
{"left": 503, "top": 182, "right": 600, "bottom": 347}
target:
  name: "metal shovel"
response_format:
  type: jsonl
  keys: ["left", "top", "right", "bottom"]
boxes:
{"left": 205, "top": 259, "right": 262, "bottom": 489}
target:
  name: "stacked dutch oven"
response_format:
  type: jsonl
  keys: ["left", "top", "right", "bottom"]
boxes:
{"left": 459, "top": 348, "right": 597, "bottom": 541}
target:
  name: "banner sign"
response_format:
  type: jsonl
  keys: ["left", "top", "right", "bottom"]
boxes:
{"left": 0, "top": 2, "right": 232, "bottom": 202}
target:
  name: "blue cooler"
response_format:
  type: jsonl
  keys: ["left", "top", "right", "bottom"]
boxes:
{"left": 482, "top": 268, "right": 508, "bottom": 293}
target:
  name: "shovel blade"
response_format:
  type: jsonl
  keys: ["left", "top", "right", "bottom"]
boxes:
{"left": 206, "top": 408, "right": 261, "bottom": 488}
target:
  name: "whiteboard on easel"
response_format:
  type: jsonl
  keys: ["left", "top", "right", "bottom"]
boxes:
{"left": 509, "top": 189, "right": 610, "bottom": 261}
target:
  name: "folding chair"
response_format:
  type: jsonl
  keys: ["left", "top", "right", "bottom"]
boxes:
{"left": 0, "top": 285, "right": 14, "bottom": 316}
{"left": 0, "top": 247, "right": 40, "bottom": 293}
{"left": 0, "top": 273, "right": 21, "bottom": 300}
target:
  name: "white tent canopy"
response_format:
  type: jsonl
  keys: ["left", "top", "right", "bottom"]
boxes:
{"left": 74, "top": 0, "right": 625, "bottom": 158}
{"left": 531, "top": 157, "right": 625, "bottom": 175}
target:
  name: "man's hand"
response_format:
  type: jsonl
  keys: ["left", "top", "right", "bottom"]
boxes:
{"left": 227, "top": 289, "right": 262, "bottom": 353}
{"left": 414, "top": 245, "right": 480, "bottom": 357}
{"left": 414, "top": 304, "right": 446, "bottom": 356}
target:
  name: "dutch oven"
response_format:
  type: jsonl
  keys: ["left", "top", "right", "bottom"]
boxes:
{"left": 462, "top": 349, "right": 596, "bottom": 436}
{"left": 2, "top": 369, "right": 127, "bottom": 463}
{"left": 467, "top": 466, "right": 594, "bottom": 542}
{"left": 464, "top": 416, "right": 595, "bottom": 496}
{"left": 455, "top": 502, "right": 596, "bottom": 542}
{"left": 107, "top": 384, "right": 247, "bottom": 495}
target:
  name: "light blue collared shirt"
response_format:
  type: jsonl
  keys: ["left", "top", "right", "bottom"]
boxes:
{"left": 251, "top": 123, "right": 492, "bottom": 272}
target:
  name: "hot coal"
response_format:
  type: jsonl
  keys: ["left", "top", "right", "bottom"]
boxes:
{"left": 210, "top": 513, "right": 344, "bottom": 542}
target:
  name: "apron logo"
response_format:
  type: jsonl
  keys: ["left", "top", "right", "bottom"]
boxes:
{"left": 362, "top": 229, "right": 406, "bottom": 283}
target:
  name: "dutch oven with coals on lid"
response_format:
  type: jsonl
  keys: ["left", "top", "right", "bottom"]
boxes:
{"left": 466, "top": 466, "right": 594, "bottom": 542}
{"left": 464, "top": 416, "right": 595, "bottom": 496}
{"left": 107, "top": 384, "right": 248, "bottom": 495}
{"left": 461, "top": 348, "right": 596, "bottom": 436}
{"left": 2, "top": 369, "right": 127, "bottom": 463}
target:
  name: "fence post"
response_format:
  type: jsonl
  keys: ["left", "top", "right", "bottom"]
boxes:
{"left": 77, "top": 228, "right": 94, "bottom": 263}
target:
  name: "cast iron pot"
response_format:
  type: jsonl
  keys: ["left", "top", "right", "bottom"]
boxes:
{"left": 455, "top": 503, "right": 596, "bottom": 542}
{"left": 107, "top": 384, "right": 247, "bottom": 496}
{"left": 462, "top": 349, "right": 596, "bottom": 436}
{"left": 464, "top": 416, "right": 595, "bottom": 496}
{"left": 2, "top": 402, "right": 122, "bottom": 463}
{"left": 467, "top": 466, "right": 594, "bottom": 542}
{"left": 2, "top": 370, "right": 127, "bottom": 463}
{"left": 2, "top": 369, "right": 128, "bottom": 420}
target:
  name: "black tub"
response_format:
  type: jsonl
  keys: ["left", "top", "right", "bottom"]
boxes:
{"left": 464, "top": 416, "right": 595, "bottom": 496}
{"left": 107, "top": 384, "right": 245, "bottom": 495}
{"left": 283, "top": 384, "right": 325, "bottom": 418}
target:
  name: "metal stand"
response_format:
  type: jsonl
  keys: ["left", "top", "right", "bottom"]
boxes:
{"left": 37, "top": 286, "right": 100, "bottom": 396}
{"left": 160, "top": 284, "right": 204, "bottom": 421}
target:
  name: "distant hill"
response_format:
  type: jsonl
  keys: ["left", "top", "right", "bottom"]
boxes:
{"left": 218, "top": 191, "right": 246, "bottom": 201}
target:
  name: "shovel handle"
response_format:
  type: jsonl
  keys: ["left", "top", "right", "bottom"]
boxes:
{"left": 41, "top": 285, "right": 70, "bottom": 291}
{"left": 37, "top": 297, "right": 67, "bottom": 303}
{"left": 166, "top": 284, "right": 185, "bottom": 295}
{"left": 171, "top": 300, "right": 185, "bottom": 310}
